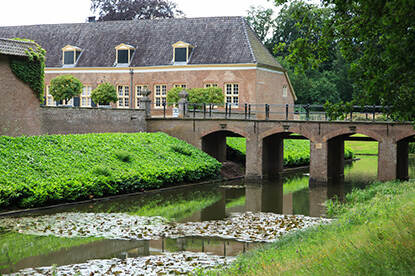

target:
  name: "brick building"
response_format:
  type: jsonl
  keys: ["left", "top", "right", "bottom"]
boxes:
{"left": 0, "top": 38, "right": 43, "bottom": 136}
{"left": 0, "top": 17, "right": 296, "bottom": 114}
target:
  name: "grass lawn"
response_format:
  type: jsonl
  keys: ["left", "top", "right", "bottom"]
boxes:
{"left": 227, "top": 137, "right": 354, "bottom": 167}
{"left": 345, "top": 134, "right": 378, "bottom": 155}
{"left": 206, "top": 180, "right": 415, "bottom": 275}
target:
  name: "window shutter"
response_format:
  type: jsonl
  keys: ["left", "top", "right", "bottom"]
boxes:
{"left": 73, "top": 96, "right": 80, "bottom": 107}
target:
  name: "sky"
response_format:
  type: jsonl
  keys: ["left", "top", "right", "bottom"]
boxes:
{"left": 0, "top": 0, "right": 277, "bottom": 26}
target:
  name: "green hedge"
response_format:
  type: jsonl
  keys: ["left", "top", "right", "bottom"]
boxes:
{"left": 0, "top": 133, "right": 221, "bottom": 209}
{"left": 227, "top": 138, "right": 354, "bottom": 167}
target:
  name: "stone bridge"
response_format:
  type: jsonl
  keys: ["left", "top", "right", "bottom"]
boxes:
{"left": 148, "top": 118, "right": 415, "bottom": 185}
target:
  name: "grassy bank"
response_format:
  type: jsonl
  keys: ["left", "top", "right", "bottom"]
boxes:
{"left": 0, "top": 133, "right": 221, "bottom": 209}
{"left": 227, "top": 138, "right": 354, "bottom": 167}
{"left": 210, "top": 180, "right": 415, "bottom": 275}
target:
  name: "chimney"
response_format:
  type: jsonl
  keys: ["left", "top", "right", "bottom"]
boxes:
{"left": 88, "top": 16, "right": 96, "bottom": 23}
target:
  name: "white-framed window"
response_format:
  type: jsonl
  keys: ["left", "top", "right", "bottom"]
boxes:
{"left": 81, "top": 86, "right": 92, "bottom": 107}
{"left": 45, "top": 86, "right": 73, "bottom": 106}
{"left": 136, "top": 85, "right": 148, "bottom": 108}
{"left": 117, "top": 85, "right": 130, "bottom": 108}
{"left": 62, "top": 45, "right": 82, "bottom": 66}
{"left": 283, "top": 85, "right": 288, "bottom": 98}
{"left": 46, "top": 85, "right": 56, "bottom": 106}
{"left": 174, "top": 84, "right": 187, "bottom": 89}
{"left": 115, "top": 44, "right": 135, "bottom": 65}
{"left": 204, "top": 83, "right": 218, "bottom": 88}
{"left": 225, "top": 83, "right": 239, "bottom": 107}
{"left": 172, "top": 41, "right": 194, "bottom": 64}
{"left": 154, "top": 84, "right": 167, "bottom": 108}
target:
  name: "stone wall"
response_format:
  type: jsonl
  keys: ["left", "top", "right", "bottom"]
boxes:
{"left": 40, "top": 107, "right": 146, "bottom": 135}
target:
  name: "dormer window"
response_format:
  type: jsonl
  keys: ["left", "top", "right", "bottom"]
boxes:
{"left": 62, "top": 45, "right": 82, "bottom": 66}
{"left": 115, "top": 43, "right": 135, "bottom": 65}
{"left": 172, "top": 41, "right": 194, "bottom": 64}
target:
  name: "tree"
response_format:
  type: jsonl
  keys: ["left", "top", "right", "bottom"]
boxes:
{"left": 91, "top": 0, "right": 184, "bottom": 21}
{"left": 272, "top": 0, "right": 415, "bottom": 120}
{"left": 49, "top": 75, "right": 83, "bottom": 103}
{"left": 91, "top": 83, "right": 118, "bottom": 105}
{"left": 246, "top": 6, "right": 275, "bottom": 51}
{"left": 167, "top": 87, "right": 224, "bottom": 106}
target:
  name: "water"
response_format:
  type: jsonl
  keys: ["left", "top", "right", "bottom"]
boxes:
{"left": 1, "top": 155, "right": 414, "bottom": 274}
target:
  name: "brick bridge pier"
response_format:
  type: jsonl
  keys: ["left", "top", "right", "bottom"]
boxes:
{"left": 148, "top": 118, "right": 415, "bottom": 185}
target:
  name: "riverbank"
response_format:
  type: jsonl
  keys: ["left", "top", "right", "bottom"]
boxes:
{"left": 0, "top": 133, "right": 221, "bottom": 209}
{"left": 209, "top": 180, "right": 415, "bottom": 275}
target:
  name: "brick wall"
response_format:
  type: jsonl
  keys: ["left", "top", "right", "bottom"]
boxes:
{"left": 40, "top": 107, "right": 146, "bottom": 135}
{"left": 0, "top": 55, "right": 43, "bottom": 136}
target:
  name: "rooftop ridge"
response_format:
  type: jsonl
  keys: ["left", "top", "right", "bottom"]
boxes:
{"left": 0, "top": 16, "right": 244, "bottom": 28}
{"left": 241, "top": 17, "right": 257, "bottom": 64}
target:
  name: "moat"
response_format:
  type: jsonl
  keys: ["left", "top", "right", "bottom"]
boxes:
{"left": 1, "top": 155, "right": 414, "bottom": 275}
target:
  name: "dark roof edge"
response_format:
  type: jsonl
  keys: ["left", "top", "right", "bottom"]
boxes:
{"left": 257, "top": 63, "right": 286, "bottom": 72}
{"left": 241, "top": 17, "right": 256, "bottom": 63}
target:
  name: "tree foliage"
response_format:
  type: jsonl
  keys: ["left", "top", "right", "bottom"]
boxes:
{"left": 271, "top": 0, "right": 415, "bottom": 120}
{"left": 91, "top": 0, "right": 184, "bottom": 21}
{"left": 167, "top": 87, "right": 224, "bottom": 106}
{"left": 49, "top": 75, "right": 83, "bottom": 103}
{"left": 91, "top": 82, "right": 118, "bottom": 105}
{"left": 246, "top": 6, "right": 275, "bottom": 48}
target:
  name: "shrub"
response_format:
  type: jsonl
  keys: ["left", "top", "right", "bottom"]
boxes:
{"left": 91, "top": 83, "right": 118, "bottom": 105}
{"left": 167, "top": 87, "right": 224, "bottom": 106}
{"left": 115, "top": 151, "right": 133, "bottom": 162}
{"left": 0, "top": 133, "right": 221, "bottom": 209}
{"left": 49, "top": 75, "right": 83, "bottom": 103}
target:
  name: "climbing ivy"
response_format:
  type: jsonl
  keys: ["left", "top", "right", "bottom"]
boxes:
{"left": 9, "top": 38, "right": 46, "bottom": 101}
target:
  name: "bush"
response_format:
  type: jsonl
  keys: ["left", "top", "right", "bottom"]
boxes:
{"left": 0, "top": 133, "right": 221, "bottom": 209}
{"left": 49, "top": 75, "right": 83, "bottom": 102}
{"left": 91, "top": 83, "right": 118, "bottom": 105}
{"left": 167, "top": 87, "right": 224, "bottom": 106}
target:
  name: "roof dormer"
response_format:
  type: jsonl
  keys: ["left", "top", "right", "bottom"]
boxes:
{"left": 115, "top": 43, "right": 135, "bottom": 66}
{"left": 172, "top": 41, "right": 194, "bottom": 64}
{"left": 62, "top": 45, "right": 82, "bottom": 66}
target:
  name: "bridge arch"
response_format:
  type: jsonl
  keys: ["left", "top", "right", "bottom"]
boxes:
{"left": 258, "top": 126, "right": 314, "bottom": 178}
{"left": 322, "top": 127, "right": 383, "bottom": 143}
{"left": 259, "top": 126, "right": 314, "bottom": 142}
{"left": 200, "top": 128, "right": 246, "bottom": 163}
{"left": 200, "top": 126, "right": 248, "bottom": 140}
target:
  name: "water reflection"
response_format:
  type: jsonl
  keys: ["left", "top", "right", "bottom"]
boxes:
{"left": 2, "top": 156, "right": 415, "bottom": 273}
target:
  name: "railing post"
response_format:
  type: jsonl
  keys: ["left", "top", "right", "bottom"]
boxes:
{"left": 350, "top": 110, "right": 353, "bottom": 121}
{"left": 162, "top": 102, "right": 166, "bottom": 118}
{"left": 203, "top": 103, "right": 206, "bottom": 119}
{"left": 225, "top": 103, "right": 228, "bottom": 119}
{"left": 285, "top": 104, "right": 289, "bottom": 120}
{"left": 210, "top": 104, "right": 212, "bottom": 118}
{"left": 305, "top": 104, "right": 310, "bottom": 121}
{"left": 372, "top": 105, "right": 376, "bottom": 121}
{"left": 193, "top": 103, "right": 196, "bottom": 118}
{"left": 229, "top": 104, "right": 232, "bottom": 118}
{"left": 248, "top": 104, "right": 251, "bottom": 119}
{"left": 244, "top": 103, "right": 248, "bottom": 120}
{"left": 178, "top": 90, "right": 188, "bottom": 118}
{"left": 265, "top": 104, "right": 269, "bottom": 120}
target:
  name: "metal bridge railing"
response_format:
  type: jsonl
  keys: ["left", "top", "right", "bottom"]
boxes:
{"left": 149, "top": 102, "right": 394, "bottom": 122}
